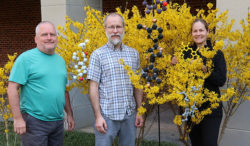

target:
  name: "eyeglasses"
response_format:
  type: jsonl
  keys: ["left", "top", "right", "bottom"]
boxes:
{"left": 106, "top": 25, "right": 124, "bottom": 31}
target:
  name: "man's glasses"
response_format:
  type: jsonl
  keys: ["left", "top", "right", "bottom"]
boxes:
{"left": 106, "top": 25, "right": 123, "bottom": 31}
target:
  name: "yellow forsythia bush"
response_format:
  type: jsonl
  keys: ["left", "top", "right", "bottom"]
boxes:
{"left": 0, "top": 53, "right": 17, "bottom": 145}
{"left": 56, "top": 2, "right": 249, "bottom": 143}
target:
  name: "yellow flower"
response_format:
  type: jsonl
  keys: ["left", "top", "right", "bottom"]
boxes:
{"left": 119, "top": 59, "right": 125, "bottom": 65}
{"left": 207, "top": 3, "right": 214, "bottom": 9}
{"left": 173, "top": 115, "right": 182, "bottom": 126}
{"left": 232, "top": 98, "right": 239, "bottom": 103}
{"left": 211, "top": 103, "right": 219, "bottom": 109}
{"left": 3, "top": 114, "right": 9, "bottom": 120}
{"left": 137, "top": 106, "right": 147, "bottom": 115}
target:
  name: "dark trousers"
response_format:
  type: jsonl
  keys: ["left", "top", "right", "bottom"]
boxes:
{"left": 189, "top": 114, "right": 222, "bottom": 146}
{"left": 21, "top": 113, "right": 64, "bottom": 146}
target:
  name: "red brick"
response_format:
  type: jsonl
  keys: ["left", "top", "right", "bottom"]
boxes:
{"left": 0, "top": 0, "right": 41, "bottom": 66}
{"left": 102, "top": 0, "right": 216, "bottom": 17}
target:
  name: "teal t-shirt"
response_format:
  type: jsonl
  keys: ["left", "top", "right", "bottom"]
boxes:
{"left": 9, "top": 48, "right": 67, "bottom": 121}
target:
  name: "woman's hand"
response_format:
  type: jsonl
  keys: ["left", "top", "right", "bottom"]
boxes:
{"left": 171, "top": 56, "right": 178, "bottom": 65}
{"left": 202, "top": 65, "right": 207, "bottom": 73}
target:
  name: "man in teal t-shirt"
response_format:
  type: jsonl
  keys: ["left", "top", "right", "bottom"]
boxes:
{"left": 7, "top": 21, "right": 75, "bottom": 146}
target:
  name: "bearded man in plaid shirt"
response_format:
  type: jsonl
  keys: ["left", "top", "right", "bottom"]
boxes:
{"left": 87, "top": 13, "right": 144, "bottom": 146}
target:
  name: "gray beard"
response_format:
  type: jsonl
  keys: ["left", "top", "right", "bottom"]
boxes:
{"left": 110, "top": 39, "right": 121, "bottom": 46}
{"left": 106, "top": 31, "right": 124, "bottom": 47}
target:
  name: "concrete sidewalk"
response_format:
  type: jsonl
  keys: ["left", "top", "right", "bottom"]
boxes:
{"left": 79, "top": 103, "right": 184, "bottom": 146}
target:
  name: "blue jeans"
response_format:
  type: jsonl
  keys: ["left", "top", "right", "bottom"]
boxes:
{"left": 21, "top": 113, "right": 64, "bottom": 146}
{"left": 94, "top": 112, "right": 137, "bottom": 146}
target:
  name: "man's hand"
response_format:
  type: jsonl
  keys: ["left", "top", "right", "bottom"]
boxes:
{"left": 14, "top": 118, "right": 26, "bottom": 135}
{"left": 67, "top": 114, "right": 75, "bottom": 131}
{"left": 95, "top": 116, "right": 107, "bottom": 134}
{"left": 135, "top": 114, "right": 144, "bottom": 128}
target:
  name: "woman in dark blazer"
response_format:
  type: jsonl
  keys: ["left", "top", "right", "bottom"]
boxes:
{"left": 172, "top": 18, "right": 227, "bottom": 146}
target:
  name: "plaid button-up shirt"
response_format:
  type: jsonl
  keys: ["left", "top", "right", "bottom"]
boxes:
{"left": 87, "top": 42, "right": 140, "bottom": 120}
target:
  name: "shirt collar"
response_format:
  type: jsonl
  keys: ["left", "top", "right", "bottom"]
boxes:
{"left": 107, "top": 41, "right": 124, "bottom": 51}
{"left": 191, "top": 40, "right": 213, "bottom": 51}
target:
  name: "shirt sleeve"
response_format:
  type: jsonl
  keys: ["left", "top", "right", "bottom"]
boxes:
{"left": 205, "top": 50, "right": 227, "bottom": 87}
{"left": 63, "top": 59, "right": 68, "bottom": 87}
{"left": 8, "top": 54, "right": 29, "bottom": 85}
{"left": 136, "top": 51, "right": 141, "bottom": 70}
{"left": 87, "top": 51, "right": 101, "bottom": 83}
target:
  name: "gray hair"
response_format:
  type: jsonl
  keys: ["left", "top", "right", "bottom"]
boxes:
{"left": 35, "top": 21, "right": 56, "bottom": 35}
{"left": 104, "top": 13, "right": 125, "bottom": 27}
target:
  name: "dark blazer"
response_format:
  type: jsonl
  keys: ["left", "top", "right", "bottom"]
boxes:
{"left": 183, "top": 40, "right": 227, "bottom": 117}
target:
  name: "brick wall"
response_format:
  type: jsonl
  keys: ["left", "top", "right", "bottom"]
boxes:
{"left": 103, "top": 0, "right": 145, "bottom": 15}
{"left": 0, "top": 0, "right": 41, "bottom": 66}
{"left": 174, "top": 0, "right": 216, "bottom": 15}
{"left": 102, "top": 0, "right": 216, "bottom": 16}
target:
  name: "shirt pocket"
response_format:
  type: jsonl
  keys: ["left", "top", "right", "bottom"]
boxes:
{"left": 126, "top": 55, "right": 138, "bottom": 72}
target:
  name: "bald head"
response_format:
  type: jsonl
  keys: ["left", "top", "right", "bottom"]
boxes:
{"left": 104, "top": 13, "right": 125, "bottom": 27}
{"left": 35, "top": 21, "right": 57, "bottom": 36}
{"left": 34, "top": 21, "right": 58, "bottom": 55}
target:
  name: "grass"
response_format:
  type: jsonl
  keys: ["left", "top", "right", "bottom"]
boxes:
{"left": 64, "top": 131, "right": 95, "bottom": 146}
{"left": 1, "top": 122, "right": 178, "bottom": 146}
{"left": 0, "top": 121, "right": 21, "bottom": 146}
{"left": 64, "top": 131, "right": 178, "bottom": 146}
